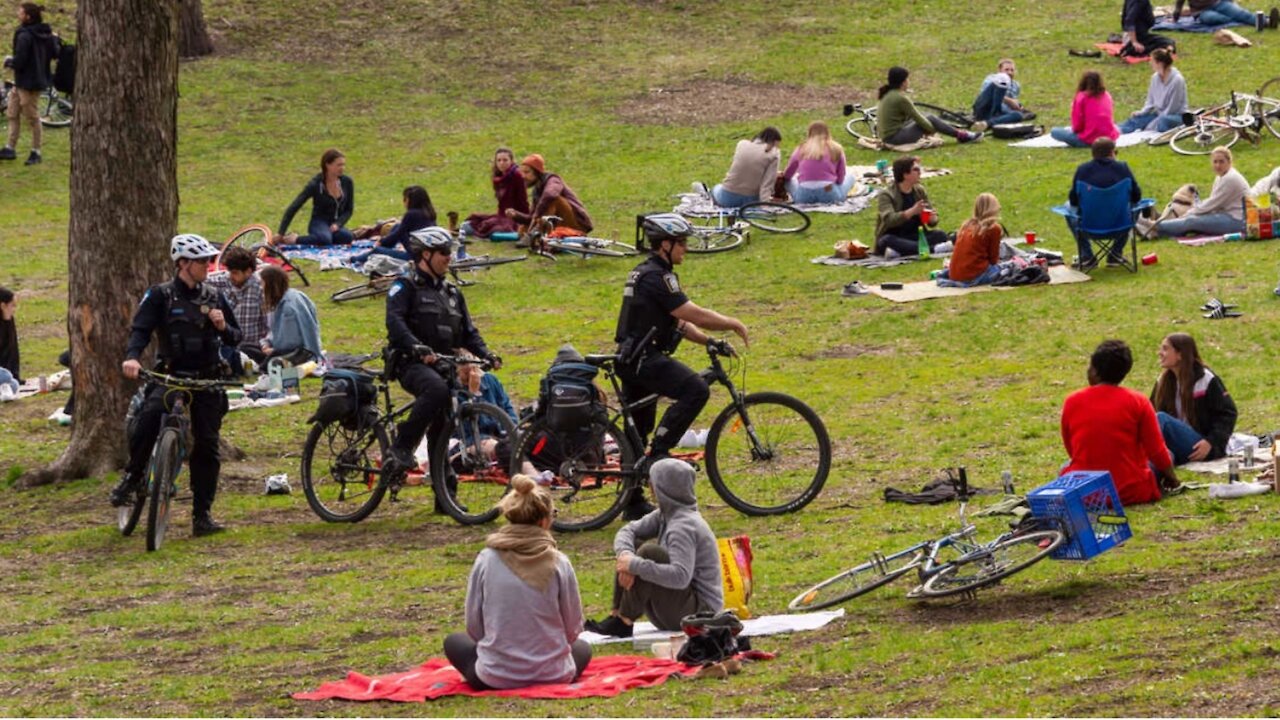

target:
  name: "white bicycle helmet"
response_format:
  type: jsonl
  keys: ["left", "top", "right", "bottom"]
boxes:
{"left": 639, "top": 213, "right": 693, "bottom": 248}
{"left": 405, "top": 226, "right": 456, "bottom": 259}
{"left": 170, "top": 233, "right": 220, "bottom": 261}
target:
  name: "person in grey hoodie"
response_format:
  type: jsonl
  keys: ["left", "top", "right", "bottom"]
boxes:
{"left": 585, "top": 459, "right": 723, "bottom": 636}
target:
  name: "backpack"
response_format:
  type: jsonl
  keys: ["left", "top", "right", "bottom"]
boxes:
{"left": 310, "top": 369, "right": 377, "bottom": 428}
{"left": 52, "top": 40, "right": 74, "bottom": 94}
{"left": 676, "top": 611, "right": 748, "bottom": 666}
{"left": 990, "top": 123, "right": 1042, "bottom": 139}
{"left": 538, "top": 361, "right": 601, "bottom": 431}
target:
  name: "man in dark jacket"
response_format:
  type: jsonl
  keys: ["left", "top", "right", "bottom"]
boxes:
{"left": 1064, "top": 137, "right": 1143, "bottom": 268}
{"left": 2, "top": 2, "right": 57, "bottom": 165}
{"left": 1120, "top": 0, "right": 1175, "bottom": 57}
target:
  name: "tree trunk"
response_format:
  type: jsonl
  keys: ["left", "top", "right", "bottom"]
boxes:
{"left": 21, "top": 0, "right": 179, "bottom": 487}
{"left": 178, "top": 0, "right": 214, "bottom": 58}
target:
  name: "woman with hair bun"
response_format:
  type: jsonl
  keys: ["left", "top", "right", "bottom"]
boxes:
{"left": 443, "top": 475, "right": 591, "bottom": 690}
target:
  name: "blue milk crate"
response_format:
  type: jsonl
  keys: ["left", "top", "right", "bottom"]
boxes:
{"left": 1027, "top": 471, "right": 1133, "bottom": 560}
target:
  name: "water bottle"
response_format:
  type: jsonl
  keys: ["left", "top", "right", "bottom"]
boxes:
{"left": 917, "top": 226, "right": 930, "bottom": 259}
{"left": 1001, "top": 469, "right": 1015, "bottom": 495}
{"left": 1227, "top": 457, "right": 1239, "bottom": 484}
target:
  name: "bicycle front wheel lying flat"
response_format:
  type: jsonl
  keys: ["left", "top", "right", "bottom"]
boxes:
{"left": 706, "top": 391, "right": 831, "bottom": 516}
{"left": 514, "top": 418, "right": 637, "bottom": 532}
{"left": 788, "top": 548, "right": 923, "bottom": 611}
{"left": 146, "top": 428, "right": 181, "bottom": 552}
{"left": 431, "top": 402, "right": 518, "bottom": 525}
{"left": 739, "top": 202, "right": 811, "bottom": 233}
{"left": 301, "top": 419, "right": 391, "bottom": 522}
{"left": 911, "top": 529, "right": 1065, "bottom": 599}
{"left": 331, "top": 276, "right": 394, "bottom": 303}
{"left": 545, "top": 237, "right": 639, "bottom": 258}
{"left": 1255, "top": 77, "right": 1280, "bottom": 140}
{"left": 687, "top": 227, "right": 747, "bottom": 254}
{"left": 845, "top": 111, "right": 877, "bottom": 143}
{"left": 1169, "top": 124, "right": 1239, "bottom": 156}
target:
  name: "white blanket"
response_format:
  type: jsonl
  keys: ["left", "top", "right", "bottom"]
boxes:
{"left": 1010, "top": 130, "right": 1161, "bottom": 149}
{"left": 582, "top": 608, "right": 844, "bottom": 645}
{"left": 673, "top": 190, "right": 871, "bottom": 216}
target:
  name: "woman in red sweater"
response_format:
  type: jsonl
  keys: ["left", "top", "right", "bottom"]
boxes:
{"left": 940, "top": 192, "right": 1005, "bottom": 285}
{"left": 461, "top": 147, "right": 531, "bottom": 239}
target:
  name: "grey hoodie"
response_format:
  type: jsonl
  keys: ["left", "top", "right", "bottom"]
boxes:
{"left": 614, "top": 459, "right": 723, "bottom": 613}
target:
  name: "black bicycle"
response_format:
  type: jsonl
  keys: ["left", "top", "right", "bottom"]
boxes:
{"left": 116, "top": 370, "right": 241, "bottom": 551}
{"left": 300, "top": 349, "right": 518, "bottom": 525}
{"left": 512, "top": 335, "right": 831, "bottom": 532}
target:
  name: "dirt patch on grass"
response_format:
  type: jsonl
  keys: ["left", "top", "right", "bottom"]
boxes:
{"left": 810, "top": 343, "right": 894, "bottom": 360}
{"left": 616, "top": 77, "right": 865, "bottom": 127}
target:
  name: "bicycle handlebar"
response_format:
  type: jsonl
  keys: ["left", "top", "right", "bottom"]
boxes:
{"left": 137, "top": 369, "right": 243, "bottom": 389}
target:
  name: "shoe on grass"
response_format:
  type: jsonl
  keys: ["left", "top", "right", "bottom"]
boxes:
{"left": 0, "top": 147, "right": 15, "bottom": 160}
{"left": 192, "top": 513, "right": 227, "bottom": 537}
{"left": 970, "top": 120, "right": 989, "bottom": 133}
{"left": 585, "top": 615, "right": 633, "bottom": 638}
{"left": 109, "top": 473, "right": 142, "bottom": 507}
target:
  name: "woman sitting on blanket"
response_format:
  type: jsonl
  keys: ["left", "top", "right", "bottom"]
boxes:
{"left": 252, "top": 265, "right": 322, "bottom": 367}
{"left": 782, "top": 121, "right": 855, "bottom": 205}
{"left": 711, "top": 126, "right": 783, "bottom": 208}
{"left": 1150, "top": 333, "right": 1238, "bottom": 464}
{"left": 444, "top": 474, "right": 592, "bottom": 690}
{"left": 873, "top": 155, "right": 950, "bottom": 257}
{"left": 937, "top": 193, "right": 1005, "bottom": 286}
{"left": 275, "top": 149, "right": 355, "bottom": 246}
{"left": 351, "top": 186, "right": 437, "bottom": 265}
{"left": 1138, "top": 146, "right": 1248, "bottom": 238}
{"left": 0, "top": 287, "right": 19, "bottom": 395}
{"left": 1120, "top": 49, "right": 1187, "bottom": 134}
{"left": 461, "top": 147, "right": 531, "bottom": 239}
{"left": 1120, "top": 0, "right": 1176, "bottom": 57}
{"left": 1050, "top": 71, "right": 1120, "bottom": 148}
{"left": 875, "top": 66, "right": 983, "bottom": 146}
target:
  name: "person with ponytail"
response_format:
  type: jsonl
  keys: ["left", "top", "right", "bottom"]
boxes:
{"left": 875, "top": 66, "right": 984, "bottom": 146}
{"left": 1150, "top": 333, "right": 1238, "bottom": 464}
{"left": 443, "top": 474, "right": 591, "bottom": 690}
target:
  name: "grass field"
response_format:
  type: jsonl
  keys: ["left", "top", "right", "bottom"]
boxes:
{"left": 3, "top": 0, "right": 1280, "bottom": 715}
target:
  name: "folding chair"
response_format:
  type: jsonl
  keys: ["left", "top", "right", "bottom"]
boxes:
{"left": 1051, "top": 179, "right": 1154, "bottom": 273}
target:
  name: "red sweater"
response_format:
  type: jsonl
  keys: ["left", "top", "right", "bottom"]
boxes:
{"left": 1060, "top": 383, "right": 1172, "bottom": 506}
{"left": 949, "top": 221, "right": 1002, "bottom": 282}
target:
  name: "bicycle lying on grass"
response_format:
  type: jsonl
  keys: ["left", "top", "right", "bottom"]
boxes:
{"left": 329, "top": 252, "right": 527, "bottom": 302}
{"left": 788, "top": 468, "right": 1067, "bottom": 608}
{"left": 522, "top": 215, "right": 640, "bottom": 259}
{"left": 300, "top": 349, "right": 518, "bottom": 526}
{"left": 214, "top": 223, "right": 310, "bottom": 287}
{"left": 513, "top": 330, "right": 831, "bottom": 531}
{"left": 1165, "top": 83, "right": 1280, "bottom": 155}
{"left": 842, "top": 101, "right": 978, "bottom": 145}
{"left": 678, "top": 197, "right": 811, "bottom": 247}
{"left": 117, "top": 370, "right": 243, "bottom": 551}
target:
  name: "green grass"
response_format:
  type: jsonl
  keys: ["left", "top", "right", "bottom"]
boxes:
{"left": 3, "top": 0, "right": 1280, "bottom": 715}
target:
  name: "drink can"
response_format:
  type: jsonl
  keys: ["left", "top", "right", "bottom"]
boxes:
{"left": 37, "top": 375, "right": 47, "bottom": 393}
{"left": 1024, "top": 231, "right": 1036, "bottom": 245}
{"left": 875, "top": 159, "right": 889, "bottom": 176}
{"left": 1142, "top": 253, "right": 1158, "bottom": 265}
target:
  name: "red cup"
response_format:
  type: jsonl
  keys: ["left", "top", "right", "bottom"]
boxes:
{"left": 921, "top": 208, "right": 935, "bottom": 225}
{"left": 1142, "top": 253, "right": 1158, "bottom": 265}
{"left": 1024, "top": 231, "right": 1037, "bottom": 245}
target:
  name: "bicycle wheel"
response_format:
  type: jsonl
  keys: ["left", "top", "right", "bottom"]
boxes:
{"left": 788, "top": 548, "right": 924, "bottom": 611}
{"left": 145, "top": 429, "right": 181, "bottom": 552}
{"left": 705, "top": 391, "right": 831, "bottom": 516}
{"left": 686, "top": 227, "right": 746, "bottom": 254}
{"left": 916, "top": 102, "right": 974, "bottom": 128}
{"left": 254, "top": 242, "right": 311, "bottom": 287}
{"left": 39, "top": 92, "right": 73, "bottom": 127}
{"left": 739, "top": 202, "right": 811, "bottom": 234}
{"left": 514, "top": 418, "right": 637, "bottom": 532}
{"left": 431, "top": 402, "right": 518, "bottom": 525}
{"left": 451, "top": 255, "right": 528, "bottom": 271}
{"left": 912, "top": 529, "right": 1065, "bottom": 599}
{"left": 1256, "top": 78, "right": 1280, "bottom": 139}
{"left": 117, "top": 478, "right": 147, "bottom": 536}
{"left": 845, "top": 111, "right": 877, "bottom": 142}
{"left": 300, "top": 419, "right": 391, "bottom": 522}
{"left": 1169, "top": 124, "right": 1239, "bottom": 156}
{"left": 546, "top": 237, "right": 638, "bottom": 258}
{"left": 330, "top": 277, "right": 394, "bottom": 303}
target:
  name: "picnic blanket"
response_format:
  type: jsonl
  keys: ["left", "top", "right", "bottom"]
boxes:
{"left": 847, "top": 165, "right": 952, "bottom": 187}
{"left": 672, "top": 190, "right": 870, "bottom": 217}
{"left": 583, "top": 608, "right": 845, "bottom": 646}
{"left": 811, "top": 249, "right": 952, "bottom": 269}
{"left": 0, "top": 370, "right": 71, "bottom": 402}
{"left": 294, "top": 655, "right": 702, "bottom": 703}
{"left": 855, "top": 134, "right": 946, "bottom": 152}
{"left": 1010, "top": 130, "right": 1161, "bottom": 149}
{"left": 862, "top": 264, "right": 1090, "bottom": 303}
{"left": 1152, "top": 14, "right": 1246, "bottom": 31}
{"left": 1093, "top": 42, "right": 1158, "bottom": 63}
{"left": 280, "top": 240, "right": 378, "bottom": 271}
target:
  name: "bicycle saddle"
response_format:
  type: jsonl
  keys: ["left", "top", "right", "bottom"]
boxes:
{"left": 583, "top": 353, "right": 617, "bottom": 367}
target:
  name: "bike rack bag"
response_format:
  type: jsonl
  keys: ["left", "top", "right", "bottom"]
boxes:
{"left": 1027, "top": 471, "right": 1132, "bottom": 561}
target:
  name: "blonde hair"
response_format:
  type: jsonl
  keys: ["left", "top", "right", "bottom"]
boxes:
{"left": 496, "top": 475, "right": 554, "bottom": 525}
{"left": 1211, "top": 146, "right": 1233, "bottom": 163}
{"left": 968, "top": 192, "right": 1002, "bottom": 232}
{"left": 798, "top": 121, "right": 842, "bottom": 162}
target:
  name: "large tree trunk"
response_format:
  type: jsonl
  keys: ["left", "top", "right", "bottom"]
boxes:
{"left": 22, "top": 0, "right": 179, "bottom": 487}
{"left": 178, "top": 0, "right": 214, "bottom": 58}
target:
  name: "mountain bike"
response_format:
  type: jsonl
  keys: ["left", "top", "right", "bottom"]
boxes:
{"left": 116, "top": 370, "right": 242, "bottom": 551}
{"left": 787, "top": 469, "right": 1067, "bottom": 610}
{"left": 214, "top": 224, "right": 311, "bottom": 287}
{"left": 842, "top": 101, "right": 977, "bottom": 144}
{"left": 0, "top": 80, "right": 73, "bottom": 127}
{"left": 300, "top": 349, "right": 518, "bottom": 525}
{"left": 1168, "top": 84, "right": 1280, "bottom": 156}
{"left": 512, "top": 333, "right": 831, "bottom": 532}
{"left": 329, "top": 253, "right": 527, "bottom": 302}
{"left": 523, "top": 216, "right": 640, "bottom": 259}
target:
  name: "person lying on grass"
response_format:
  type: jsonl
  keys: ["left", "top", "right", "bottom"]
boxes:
{"left": 1138, "top": 146, "right": 1248, "bottom": 238}
{"left": 586, "top": 459, "right": 723, "bottom": 637}
{"left": 1060, "top": 339, "right": 1181, "bottom": 505}
{"left": 1150, "top": 332, "right": 1238, "bottom": 464}
{"left": 444, "top": 474, "right": 591, "bottom": 690}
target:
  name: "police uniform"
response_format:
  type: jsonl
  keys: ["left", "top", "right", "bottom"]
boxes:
{"left": 614, "top": 255, "right": 711, "bottom": 458}
{"left": 123, "top": 278, "right": 242, "bottom": 518}
{"left": 385, "top": 266, "right": 492, "bottom": 458}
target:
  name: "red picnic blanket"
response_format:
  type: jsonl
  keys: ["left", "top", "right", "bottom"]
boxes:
{"left": 1094, "top": 42, "right": 1168, "bottom": 64}
{"left": 294, "top": 655, "right": 702, "bottom": 703}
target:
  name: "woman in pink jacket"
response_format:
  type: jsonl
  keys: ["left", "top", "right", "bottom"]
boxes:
{"left": 1050, "top": 72, "right": 1120, "bottom": 148}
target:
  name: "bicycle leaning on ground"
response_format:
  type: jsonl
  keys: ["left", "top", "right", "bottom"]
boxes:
{"left": 677, "top": 194, "right": 811, "bottom": 253}
{"left": 522, "top": 215, "right": 641, "bottom": 259}
{"left": 329, "top": 252, "right": 527, "bottom": 302}
{"left": 511, "top": 330, "right": 832, "bottom": 532}
{"left": 117, "top": 370, "right": 243, "bottom": 552}
{"left": 300, "top": 349, "right": 518, "bottom": 526}
{"left": 788, "top": 468, "right": 1068, "bottom": 609}
{"left": 1164, "top": 82, "right": 1280, "bottom": 156}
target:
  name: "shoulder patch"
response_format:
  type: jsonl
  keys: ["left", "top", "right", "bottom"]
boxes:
{"left": 663, "top": 273, "right": 681, "bottom": 293}
{"left": 388, "top": 280, "right": 406, "bottom": 298}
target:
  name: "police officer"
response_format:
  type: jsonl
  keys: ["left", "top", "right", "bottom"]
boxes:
{"left": 382, "top": 227, "right": 501, "bottom": 509}
{"left": 110, "top": 234, "right": 243, "bottom": 537}
{"left": 615, "top": 213, "right": 749, "bottom": 517}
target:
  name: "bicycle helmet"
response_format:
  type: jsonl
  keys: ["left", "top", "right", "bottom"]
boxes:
{"left": 170, "top": 233, "right": 220, "bottom": 261}
{"left": 405, "top": 226, "right": 455, "bottom": 259}
{"left": 638, "top": 213, "right": 693, "bottom": 250}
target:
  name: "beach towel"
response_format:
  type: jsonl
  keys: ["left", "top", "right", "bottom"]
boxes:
{"left": 1009, "top": 130, "right": 1161, "bottom": 149}
{"left": 582, "top": 609, "right": 845, "bottom": 645}
{"left": 863, "top": 264, "right": 1091, "bottom": 303}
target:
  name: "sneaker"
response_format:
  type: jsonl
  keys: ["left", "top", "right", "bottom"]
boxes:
{"left": 932, "top": 241, "right": 954, "bottom": 254}
{"left": 958, "top": 130, "right": 984, "bottom": 144}
{"left": 0, "top": 147, "right": 14, "bottom": 160}
{"left": 24, "top": 151, "right": 41, "bottom": 165}
{"left": 691, "top": 181, "right": 711, "bottom": 199}
{"left": 585, "top": 615, "right": 633, "bottom": 638}
{"left": 109, "top": 474, "right": 142, "bottom": 507}
{"left": 884, "top": 247, "right": 901, "bottom": 260}
{"left": 1072, "top": 257, "right": 1099, "bottom": 272}
{"left": 1021, "top": 111, "right": 1037, "bottom": 121}
{"left": 970, "top": 120, "right": 989, "bottom": 133}
{"left": 192, "top": 513, "right": 227, "bottom": 537}
{"left": 1257, "top": 10, "right": 1267, "bottom": 30}
{"left": 622, "top": 488, "right": 656, "bottom": 520}
{"left": 1160, "top": 481, "right": 1187, "bottom": 497}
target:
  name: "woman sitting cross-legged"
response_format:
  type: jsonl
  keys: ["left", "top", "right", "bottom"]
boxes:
{"left": 875, "top": 66, "right": 984, "bottom": 146}
{"left": 1050, "top": 71, "right": 1120, "bottom": 148}
{"left": 873, "top": 155, "right": 950, "bottom": 257}
{"left": 276, "top": 148, "right": 355, "bottom": 246}
{"left": 710, "top": 127, "right": 783, "bottom": 208}
{"left": 1150, "top": 333, "right": 1238, "bottom": 464}
{"left": 1138, "top": 146, "right": 1248, "bottom": 238}
{"left": 782, "top": 121, "right": 855, "bottom": 205}
{"left": 461, "top": 147, "right": 530, "bottom": 239}
{"left": 443, "top": 474, "right": 592, "bottom": 690}
{"left": 937, "top": 193, "right": 1005, "bottom": 286}
{"left": 1119, "top": 49, "right": 1187, "bottom": 135}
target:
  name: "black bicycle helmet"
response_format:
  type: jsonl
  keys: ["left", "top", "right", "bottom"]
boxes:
{"left": 637, "top": 212, "right": 693, "bottom": 250}
{"left": 405, "top": 226, "right": 455, "bottom": 260}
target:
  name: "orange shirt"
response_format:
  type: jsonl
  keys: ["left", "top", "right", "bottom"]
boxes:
{"left": 948, "top": 221, "right": 1003, "bottom": 283}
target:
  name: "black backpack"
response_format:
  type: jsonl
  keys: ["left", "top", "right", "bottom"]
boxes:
{"left": 310, "top": 369, "right": 377, "bottom": 428}
{"left": 52, "top": 40, "right": 74, "bottom": 94}
{"left": 990, "top": 123, "right": 1042, "bottom": 139}
{"left": 538, "top": 361, "right": 601, "bottom": 431}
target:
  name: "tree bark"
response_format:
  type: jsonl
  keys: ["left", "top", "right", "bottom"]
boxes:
{"left": 178, "top": 0, "right": 214, "bottom": 58}
{"left": 21, "top": 0, "right": 179, "bottom": 487}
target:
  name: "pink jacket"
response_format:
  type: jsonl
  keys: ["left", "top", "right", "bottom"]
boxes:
{"left": 1071, "top": 91, "right": 1119, "bottom": 145}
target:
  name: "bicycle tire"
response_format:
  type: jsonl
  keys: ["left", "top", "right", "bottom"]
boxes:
{"left": 117, "top": 478, "right": 147, "bottom": 536}
{"left": 431, "top": 402, "right": 518, "bottom": 525}
{"left": 254, "top": 242, "right": 311, "bottom": 287}
{"left": 1169, "top": 124, "right": 1239, "bottom": 156}
{"left": 39, "top": 92, "right": 72, "bottom": 128}
{"left": 705, "top": 391, "right": 831, "bottom": 516}
{"left": 739, "top": 202, "right": 811, "bottom": 234}
{"left": 513, "top": 417, "right": 637, "bottom": 532}
{"left": 545, "top": 237, "right": 638, "bottom": 258}
{"left": 330, "top": 277, "right": 394, "bottom": 303}
{"left": 687, "top": 227, "right": 746, "bottom": 254}
{"left": 451, "top": 255, "right": 528, "bottom": 271}
{"left": 845, "top": 111, "right": 877, "bottom": 142}
{"left": 1255, "top": 78, "right": 1280, "bottom": 140}
{"left": 301, "top": 419, "right": 391, "bottom": 523}
{"left": 146, "top": 429, "right": 181, "bottom": 552}
{"left": 787, "top": 549, "right": 923, "bottom": 611}
{"left": 912, "top": 529, "right": 1065, "bottom": 599}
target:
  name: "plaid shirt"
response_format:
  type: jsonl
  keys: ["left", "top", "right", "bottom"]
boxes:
{"left": 207, "top": 271, "right": 267, "bottom": 346}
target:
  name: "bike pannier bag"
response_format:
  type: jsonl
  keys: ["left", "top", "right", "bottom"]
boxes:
{"left": 310, "top": 369, "right": 376, "bottom": 427}
{"left": 539, "top": 361, "right": 600, "bottom": 431}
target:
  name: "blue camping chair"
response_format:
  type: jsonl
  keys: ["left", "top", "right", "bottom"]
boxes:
{"left": 1051, "top": 179, "right": 1154, "bottom": 273}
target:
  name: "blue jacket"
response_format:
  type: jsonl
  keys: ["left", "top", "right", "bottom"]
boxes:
{"left": 269, "top": 289, "right": 322, "bottom": 360}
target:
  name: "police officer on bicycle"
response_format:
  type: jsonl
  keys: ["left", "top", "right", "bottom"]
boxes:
{"left": 615, "top": 213, "right": 750, "bottom": 517}
{"left": 110, "top": 234, "right": 243, "bottom": 537}
{"left": 382, "top": 227, "right": 501, "bottom": 511}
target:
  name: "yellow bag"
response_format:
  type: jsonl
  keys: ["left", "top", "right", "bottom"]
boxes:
{"left": 717, "top": 536, "right": 754, "bottom": 619}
